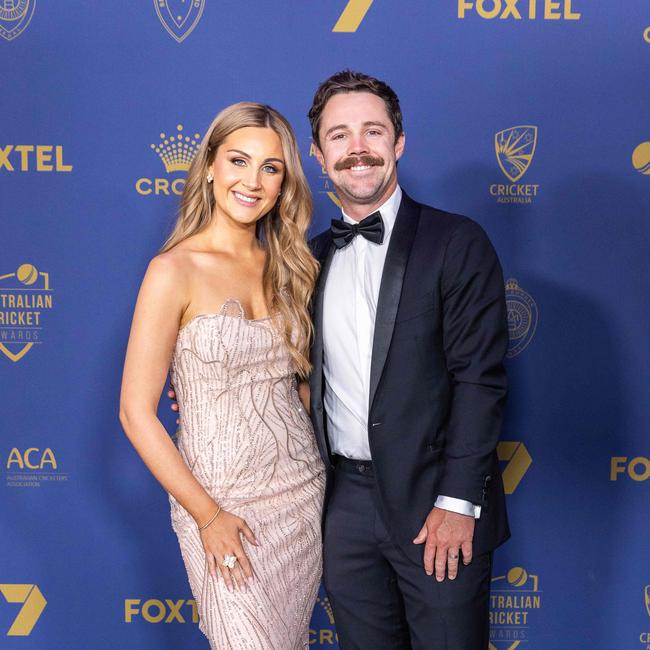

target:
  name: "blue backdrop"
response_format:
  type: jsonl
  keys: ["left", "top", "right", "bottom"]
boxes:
{"left": 2, "top": 2, "right": 649, "bottom": 648}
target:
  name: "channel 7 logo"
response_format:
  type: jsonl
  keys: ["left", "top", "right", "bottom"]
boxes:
{"left": 0, "top": 584, "right": 47, "bottom": 636}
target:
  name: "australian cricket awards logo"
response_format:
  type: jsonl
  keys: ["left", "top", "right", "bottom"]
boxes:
{"left": 0, "top": 263, "right": 52, "bottom": 363}
{"left": 310, "top": 586, "right": 338, "bottom": 646}
{"left": 308, "top": 143, "right": 341, "bottom": 208}
{"left": 490, "top": 126, "right": 540, "bottom": 204}
{"left": 0, "top": 0, "right": 36, "bottom": 41}
{"left": 505, "top": 278, "right": 538, "bottom": 358}
{"left": 135, "top": 124, "right": 201, "bottom": 197}
{"left": 154, "top": 0, "right": 205, "bottom": 43}
{"left": 490, "top": 567, "right": 541, "bottom": 650}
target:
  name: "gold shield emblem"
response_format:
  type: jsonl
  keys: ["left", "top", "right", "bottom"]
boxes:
{"left": 0, "top": 264, "right": 52, "bottom": 363}
{"left": 0, "top": 0, "right": 36, "bottom": 42}
{"left": 495, "top": 125, "right": 537, "bottom": 182}
{"left": 154, "top": 0, "right": 205, "bottom": 43}
{"left": 645, "top": 585, "right": 650, "bottom": 617}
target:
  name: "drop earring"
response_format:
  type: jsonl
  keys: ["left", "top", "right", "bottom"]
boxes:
{"left": 206, "top": 172, "right": 213, "bottom": 183}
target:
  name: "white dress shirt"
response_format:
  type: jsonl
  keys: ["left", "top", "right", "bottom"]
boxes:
{"left": 322, "top": 185, "right": 480, "bottom": 518}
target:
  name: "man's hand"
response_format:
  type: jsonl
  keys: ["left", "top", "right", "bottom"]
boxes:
{"left": 413, "top": 507, "right": 475, "bottom": 581}
{"left": 168, "top": 384, "right": 179, "bottom": 424}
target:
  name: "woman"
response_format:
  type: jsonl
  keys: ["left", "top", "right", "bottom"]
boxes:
{"left": 119, "top": 102, "right": 325, "bottom": 649}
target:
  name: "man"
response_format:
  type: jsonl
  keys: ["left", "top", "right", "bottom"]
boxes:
{"left": 308, "top": 70, "right": 510, "bottom": 649}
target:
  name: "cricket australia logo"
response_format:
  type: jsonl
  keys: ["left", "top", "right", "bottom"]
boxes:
{"left": 495, "top": 126, "right": 537, "bottom": 183}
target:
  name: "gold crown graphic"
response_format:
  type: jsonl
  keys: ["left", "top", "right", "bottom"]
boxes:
{"left": 505, "top": 278, "right": 520, "bottom": 291}
{"left": 317, "top": 595, "right": 335, "bottom": 625}
{"left": 151, "top": 124, "right": 201, "bottom": 173}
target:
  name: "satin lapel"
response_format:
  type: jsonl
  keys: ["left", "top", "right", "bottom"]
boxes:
{"left": 368, "top": 194, "right": 420, "bottom": 411}
{"left": 310, "top": 241, "right": 336, "bottom": 465}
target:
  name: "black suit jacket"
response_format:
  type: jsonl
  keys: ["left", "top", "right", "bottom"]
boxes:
{"left": 309, "top": 192, "right": 510, "bottom": 564}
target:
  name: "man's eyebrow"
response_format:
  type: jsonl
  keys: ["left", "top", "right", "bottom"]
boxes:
{"left": 323, "top": 121, "right": 389, "bottom": 138}
{"left": 362, "top": 121, "right": 388, "bottom": 129}
{"left": 226, "top": 149, "right": 284, "bottom": 164}
{"left": 323, "top": 124, "right": 347, "bottom": 138}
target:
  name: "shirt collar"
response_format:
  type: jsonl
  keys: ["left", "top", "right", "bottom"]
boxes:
{"left": 341, "top": 185, "right": 402, "bottom": 240}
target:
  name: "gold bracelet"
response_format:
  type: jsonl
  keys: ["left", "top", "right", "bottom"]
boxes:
{"left": 198, "top": 506, "right": 222, "bottom": 531}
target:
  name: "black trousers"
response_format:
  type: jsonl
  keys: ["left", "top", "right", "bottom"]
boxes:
{"left": 322, "top": 458, "right": 492, "bottom": 650}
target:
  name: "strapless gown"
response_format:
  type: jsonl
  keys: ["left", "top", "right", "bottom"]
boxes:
{"left": 168, "top": 299, "right": 325, "bottom": 649}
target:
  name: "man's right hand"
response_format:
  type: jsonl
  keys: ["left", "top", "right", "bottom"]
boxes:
{"left": 168, "top": 384, "right": 179, "bottom": 423}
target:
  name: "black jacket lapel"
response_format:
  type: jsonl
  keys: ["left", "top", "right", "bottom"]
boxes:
{"left": 309, "top": 232, "right": 335, "bottom": 466}
{"left": 368, "top": 193, "right": 420, "bottom": 411}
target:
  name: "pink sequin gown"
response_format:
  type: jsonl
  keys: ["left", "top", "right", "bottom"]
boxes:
{"left": 168, "top": 299, "right": 325, "bottom": 649}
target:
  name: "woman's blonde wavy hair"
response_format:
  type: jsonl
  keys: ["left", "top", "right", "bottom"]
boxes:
{"left": 161, "top": 102, "right": 318, "bottom": 377}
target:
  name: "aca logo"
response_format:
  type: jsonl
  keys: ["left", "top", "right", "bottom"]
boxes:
{"left": 610, "top": 456, "right": 650, "bottom": 482}
{"left": 458, "top": 0, "right": 580, "bottom": 20}
{"left": 0, "top": 584, "right": 47, "bottom": 636}
{"left": 308, "top": 143, "right": 341, "bottom": 209}
{"left": 154, "top": 0, "right": 205, "bottom": 43}
{"left": 0, "top": 263, "right": 53, "bottom": 363}
{"left": 490, "top": 126, "right": 540, "bottom": 204}
{"left": 489, "top": 567, "right": 541, "bottom": 650}
{"left": 310, "top": 588, "right": 338, "bottom": 645}
{"left": 124, "top": 598, "right": 198, "bottom": 623}
{"left": 632, "top": 142, "right": 650, "bottom": 176}
{"left": 505, "top": 279, "right": 538, "bottom": 358}
{"left": 135, "top": 124, "right": 201, "bottom": 197}
{"left": 0, "top": 0, "right": 36, "bottom": 41}
{"left": 497, "top": 442, "right": 532, "bottom": 494}
{"left": 0, "top": 144, "right": 72, "bottom": 172}
{"left": 5, "top": 447, "right": 68, "bottom": 488}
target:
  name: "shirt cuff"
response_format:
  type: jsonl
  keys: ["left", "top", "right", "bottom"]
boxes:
{"left": 435, "top": 495, "right": 481, "bottom": 519}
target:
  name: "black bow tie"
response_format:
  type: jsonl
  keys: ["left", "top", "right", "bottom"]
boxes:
{"left": 330, "top": 211, "right": 385, "bottom": 249}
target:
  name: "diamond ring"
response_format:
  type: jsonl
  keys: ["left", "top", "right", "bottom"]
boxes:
{"left": 223, "top": 554, "right": 237, "bottom": 569}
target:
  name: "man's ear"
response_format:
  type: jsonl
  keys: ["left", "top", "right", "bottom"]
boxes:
{"left": 394, "top": 132, "right": 406, "bottom": 161}
{"left": 314, "top": 142, "right": 325, "bottom": 170}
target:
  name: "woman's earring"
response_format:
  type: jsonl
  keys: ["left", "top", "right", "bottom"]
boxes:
{"left": 206, "top": 172, "right": 213, "bottom": 183}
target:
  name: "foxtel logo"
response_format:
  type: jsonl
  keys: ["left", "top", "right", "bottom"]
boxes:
{"left": 124, "top": 598, "right": 198, "bottom": 623}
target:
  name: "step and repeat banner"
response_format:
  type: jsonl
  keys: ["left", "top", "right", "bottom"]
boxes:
{"left": 2, "top": 2, "right": 649, "bottom": 649}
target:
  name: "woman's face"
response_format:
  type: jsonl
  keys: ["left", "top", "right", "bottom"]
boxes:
{"left": 208, "top": 126, "right": 285, "bottom": 228}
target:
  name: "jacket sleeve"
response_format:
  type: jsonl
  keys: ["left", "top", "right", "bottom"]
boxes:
{"left": 436, "top": 219, "right": 508, "bottom": 506}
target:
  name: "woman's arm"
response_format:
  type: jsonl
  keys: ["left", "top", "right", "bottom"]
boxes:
{"left": 119, "top": 254, "right": 257, "bottom": 591}
{"left": 119, "top": 255, "right": 217, "bottom": 525}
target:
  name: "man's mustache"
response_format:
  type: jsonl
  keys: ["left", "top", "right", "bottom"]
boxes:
{"left": 334, "top": 155, "right": 385, "bottom": 171}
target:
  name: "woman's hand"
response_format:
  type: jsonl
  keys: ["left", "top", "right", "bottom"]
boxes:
{"left": 199, "top": 509, "right": 258, "bottom": 592}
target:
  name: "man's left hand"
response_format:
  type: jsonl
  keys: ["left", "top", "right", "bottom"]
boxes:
{"left": 413, "top": 507, "right": 474, "bottom": 581}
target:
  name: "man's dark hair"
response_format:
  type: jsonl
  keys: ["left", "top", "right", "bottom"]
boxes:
{"left": 308, "top": 70, "right": 403, "bottom": 148}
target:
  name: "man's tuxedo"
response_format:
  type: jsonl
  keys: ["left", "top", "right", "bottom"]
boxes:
{"left": 309, "top": 191, "right": 510, "bottom": 567}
